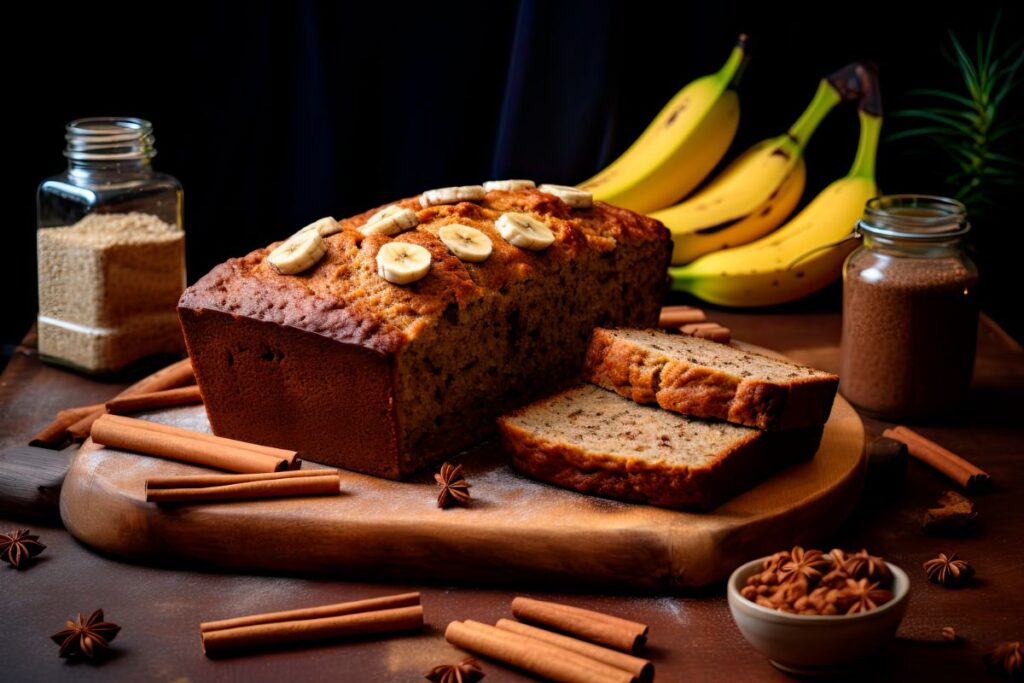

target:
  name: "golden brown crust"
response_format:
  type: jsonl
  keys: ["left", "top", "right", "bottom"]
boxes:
{"left": 582, "top": 329, "right": 839, "bottom": 430}
{"left": 180, "top": 190, "right": 668, "bottom": 356}
{"left": 498, "top": 410, "right": 823, "bottom": 510}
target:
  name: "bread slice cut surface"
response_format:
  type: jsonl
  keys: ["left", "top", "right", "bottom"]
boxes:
{"left": 498, "top": 384, "right": 824, "bottom": 510}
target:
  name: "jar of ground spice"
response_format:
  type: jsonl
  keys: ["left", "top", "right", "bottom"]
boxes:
{"left": 840, "top": 195, "right": 978, "bottom": 419}
{"left": 36, "top": 117, "right": 185, "bottom": 375}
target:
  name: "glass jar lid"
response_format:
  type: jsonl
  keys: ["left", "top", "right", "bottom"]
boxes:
{"left": 859, "top": 194, "right": 970, "bottom": 241}
{"left": 64, "top": 117, "right": 156, "bottom": 161}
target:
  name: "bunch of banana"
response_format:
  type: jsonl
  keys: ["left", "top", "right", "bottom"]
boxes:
{"left": 669, "top": 66, "right": 882, "bottom": 307}
{"left": 654, "top": 63, "right": 866, "bottom": 265}
{"left": 578, "top": 36, "right": 749, "bottom": 214}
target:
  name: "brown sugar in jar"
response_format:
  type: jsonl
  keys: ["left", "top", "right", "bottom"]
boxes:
{"left": 840, "top": 195, "right": 978, "bottom": 419}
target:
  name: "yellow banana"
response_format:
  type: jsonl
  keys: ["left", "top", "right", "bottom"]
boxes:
{"left": 669, "top": 107, "right": 882, "bottom": 307}
{"left": 578, "top": 36, "right": 748, "bottom": 214}
{"left": 654, "top": 72, "right": 852, "bottom": 265}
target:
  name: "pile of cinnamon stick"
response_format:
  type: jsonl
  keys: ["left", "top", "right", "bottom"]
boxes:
{"left": 30, "top": 358, "right": 201, "bottom": 449}
{"left": 30, "top": 357, "right": 343, "bottom": 505}
{"left": 446, "top": 597, "right": 654, "bottom": 683}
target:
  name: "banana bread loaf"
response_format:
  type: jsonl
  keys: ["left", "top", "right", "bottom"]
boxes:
{"left": 178, "top": 188, "right": 670, "bottom": 479}
{"left": 583, "top": 328, "right": 839, "bottom": 430}
{"left": 498, "top": 384, "right": 824, "bottom": 509}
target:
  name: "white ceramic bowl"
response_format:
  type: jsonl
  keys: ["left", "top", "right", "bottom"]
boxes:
{"left": 727, "top": 556, "right": 910, "bottom": 675}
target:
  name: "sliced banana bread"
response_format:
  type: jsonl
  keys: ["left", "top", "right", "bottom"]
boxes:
{"left": 178, "top": 189, "right": 670, "bottom": 479}
{"left": 498, "top": 384, "right": 824, "bottom": 510}
{"left": 583, "top": 328, "right": 838, "bottom": 430}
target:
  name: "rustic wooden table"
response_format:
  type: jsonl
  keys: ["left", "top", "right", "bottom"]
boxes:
{"left": 1, "top": 311, "right": 1022, "bottom": 682}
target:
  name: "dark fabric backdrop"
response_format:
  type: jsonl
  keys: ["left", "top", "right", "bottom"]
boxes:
{"left": 5, "top": 1, "right": 1021, "bottom": 362}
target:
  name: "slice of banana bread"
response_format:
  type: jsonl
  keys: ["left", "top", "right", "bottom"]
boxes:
{"left": 178, "top": 189, "right": 670, "bottom": 479}
{"left": 498, "top": 384, "right": 824, "bottom": 510}
{"left": 582, "top": 328, "right": 838, "bottom": 430}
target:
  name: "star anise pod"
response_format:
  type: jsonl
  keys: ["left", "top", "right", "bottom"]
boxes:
{"left": 923, "top": 552, "right": 974, "bottom": 587}
{"left": 426, "top": 656, "right": 485, "bottom": 683}
{"left": 0, "top": 529, "right": 46, "bottom": 569}
{"left": 777, "top": 546, "right": 830, "bottom": 587}
{"left": 843, "top": 548, "right": 892, "bottom": 584}
{"left": 761, "top": 550, "right": 792, "bottom": 572}
{"left": 985, "top": 641, "right": 1023, "bottom": 678}
{"left": 838, "top": 578, "right": 894, "bottom": 614}
{"left": 51, "top": 609, "right": 121, "bottom": 659}
{"left": 435, "top": 462, "right": 471, "bottom": 508}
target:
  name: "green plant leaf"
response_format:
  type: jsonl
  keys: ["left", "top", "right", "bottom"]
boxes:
{"left": 890, "top": 12, "right": 1022, "bottom": 217}
{"left": 950, "top": 31, "right": 982, "bottom": 99}
{"left": 886, "top": 126, "right": 968, "bottom": 142}
{"left": 891, "top": 110, "right": 978, "bottom": 135}
{"left": 984, "top": 152, "right": 1024, "bottom": 168}
{"left": 907, "top": 88, "right": 980, "bottom": 110}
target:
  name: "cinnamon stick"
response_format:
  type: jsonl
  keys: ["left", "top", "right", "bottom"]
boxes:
{"left": 511, "top": 597, "right": 648, "bottom": 653}
{"left": 91, "top": 414, "right": 294, "bottom": 473}
{"left": 201, "top": 605, "right": 423, "bottom": 657}
{"left": 680, "top": 322, "right": 719, "bottom": 332}
{"left": 496, "top": 619, "right": 653, "bottom": 682}
{"left": 446, "top": 620, "right": 633, "bottom": 683}
{"left": 122, "top": 357, "right": 196, "bottom": 395}
{"left": 146, "top": 474, "right": 340, "bottom": 504}
{"left": 65, "top": 358, "right": 196, "bottom": 444}
{"left": 680, "top": 322, "right": 731, "bottom": 343}
{"left": 201, "top": 592, "right": 421, "bottom": 632}
{"left": 29, "top": 403, "right": 105, "bottom": 448}
{"left": 659, "top": 306, "right": 706, "bottom": 327}
{"left": 66, "top": 409, "right": 108, "bottom": 442}
{"left": 147, "top": 469, "right": 336, "bottom": 490}
{"left": 98, "top": 414, "right": 299, "bottom": 468}
{"left": 883, "top": 426, "right": 991, "bottom": 492}
{"left": 107, "top": 385, "right": 203, "bottom": 415}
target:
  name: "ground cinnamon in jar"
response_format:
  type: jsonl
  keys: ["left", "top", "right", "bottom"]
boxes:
{"left": 840, "top": 196, "right": 978, "bottom": 419}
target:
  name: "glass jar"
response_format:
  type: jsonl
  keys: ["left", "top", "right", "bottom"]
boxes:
{"left": 839, "top": 195, "right": 978, "bottom": 419}
{"left": 36, "top": 117, "right": 186, "bottom": 375}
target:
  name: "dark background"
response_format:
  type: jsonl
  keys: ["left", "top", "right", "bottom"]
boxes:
{"left": 6, "top": 1, "right": 1022, "bottom": 363}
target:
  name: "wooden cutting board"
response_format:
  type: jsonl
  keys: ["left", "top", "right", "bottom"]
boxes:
{"left": 61, "top": 356, "right": 865, "bottom": 591}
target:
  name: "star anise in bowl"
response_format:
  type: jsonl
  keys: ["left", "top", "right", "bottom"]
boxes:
{"left": 842, "top": 549, "right": 892, "bottom": 583}
{"left": 51, "top": 609, "right": 121, "bottom": 659}
{"left": 738, "top": 546, "right": 899, "bottom": 617}
{"left": 0, "top": 529, "right": 46, "bottom": 569}
{"left": 777, "top": 547, "right": 830, "bottom": 588}
{"left": 836, "top": 578, "right": 895, "bottom": 615}
{"left": 729, "top": 547, "right": 910, "bottom": 673}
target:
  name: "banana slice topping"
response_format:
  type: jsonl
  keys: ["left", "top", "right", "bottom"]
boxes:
{"left": 267, "top": 230, "right": 328, "bottom": 275}
{"left": 376, "top": 242, "right": 432, "bottom": 285}
{"left": 420, "top": 185, "right": 487, "bottom": 208}
{"left": 438, "top": 223, "right": 493, "bottom": 262}
{"left": 538, "top": 184, "right": 593, "bottom": 210}
{"left": 483, "top": 179, "right": 536, "bottom": 192}
{"left": 496, "top": 212, "right": 556, "bottom": 251}
{"left": 295, "top": 216, "right": 342, "bottom": 238}
{"left": 360, "top": 205, "right": 419, "bottom": 236}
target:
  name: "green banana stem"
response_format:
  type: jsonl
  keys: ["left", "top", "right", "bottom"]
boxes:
{"left": 849, "top": 110, "right": 883, "bottom": 180}
{"left": 787, "top": 80, "right": 842, "bottom": 149}
{"left": 719, "top": 35, "right": 750, "bottom": 88}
